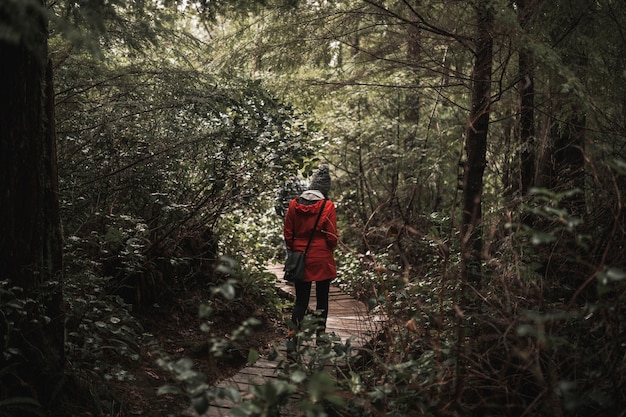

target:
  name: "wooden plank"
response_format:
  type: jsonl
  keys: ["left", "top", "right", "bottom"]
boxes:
{"left": 242, "top": 358, "right": 277, "bottom": 369}
{"left": 236, "top": 367, "right": 278, "bottom": 378}
{"left": 224, "top": 374, "right": 267, "bottom": 386}
{"left": 199, "top": 406, "right": 230, "bottom": 417}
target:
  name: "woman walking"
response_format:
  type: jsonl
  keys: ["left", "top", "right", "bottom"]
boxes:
{"left": 283, "top": 165, "right": 338, "bottom": 347}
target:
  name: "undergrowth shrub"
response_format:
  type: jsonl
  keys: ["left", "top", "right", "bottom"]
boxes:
{"left": 63, "top": 210, "right": 222, "bottom": 308}
{"left": 0, "top": 281, "right": 50, "bottom": 417}
{"left": 330, "top": 187, "right": 626, "bottom": 417}
{"left": 333, "top": 250, "right": 378, "bottom": 300}
{"left": 1, "top": 275, "right": 141, "bottom": 417}
{"left": 210, "top": 256, "right": 284, "bottom": 320}
{"left": 157, "top": 171, "right": 624, "bottom": 417}
{"left": 449, "top": 186, "right": 626, "bottom": 417}
{"left": 157, "top": 257, "right": 286, "bottom": 414}
{"left": 219, "top": 208, "right": 285, "bottom": 268}
{"left": 64, "top": 272, "right": 147, "bottom": 384}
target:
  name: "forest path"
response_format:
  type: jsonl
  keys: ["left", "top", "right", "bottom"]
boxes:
{"left": 188, "top": 263, "right": 384, "bottom": 417}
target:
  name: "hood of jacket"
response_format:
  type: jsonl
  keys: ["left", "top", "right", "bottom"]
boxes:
{"left": 300, "top": 190, "right": 324, "bottom": 201}
{"left": 294, "top": 190, "right": 326, "bottom": 214}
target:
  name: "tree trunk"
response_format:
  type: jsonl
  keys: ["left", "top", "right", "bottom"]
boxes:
{"left": 405, "top": 21, "right": 421, "bottom": 148}
{"left": 0, "top": 3, "right": 65, "bottom": 410}
{"left": 517, "top": 0, "right": 537, "bottom": 230}
{"left": 461, "top": 2, "right": 493, "bottom": 290}
{"left": 518, "top": 47, "right": 536, "bottom": 197}
{"left": 456, "top": 2, "right": 493, "bottom": 406}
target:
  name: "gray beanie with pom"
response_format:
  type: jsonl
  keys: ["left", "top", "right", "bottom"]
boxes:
{"left": 309, "top": 165, "right": 331, "bottom": 197}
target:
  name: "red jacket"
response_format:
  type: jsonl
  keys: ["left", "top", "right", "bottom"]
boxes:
{"left": 284, "top": 197, "right": 338, "bottom": 282}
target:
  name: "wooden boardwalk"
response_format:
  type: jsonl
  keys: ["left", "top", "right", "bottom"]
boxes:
{"left": 185, "top": 264, "right": 383, "bottom": 417}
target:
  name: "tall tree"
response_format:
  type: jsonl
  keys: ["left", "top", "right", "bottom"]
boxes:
{"left": 517, "top": 0, "right": 537, "bottom": 199}
{"left": 461, "top": 0, "right": 493, "bottom": 289}
{"left": 0, "top": 0, "right": 65, "bottom": 408}
{"left": 0, "top": 0, "right": 184, "bottom": 409}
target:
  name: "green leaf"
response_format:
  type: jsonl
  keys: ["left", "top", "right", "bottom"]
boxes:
{"left": 157, "top": 385, "right": 181, "bottom": 395}
{"left": 610, "top": 158, "right": 626, "bottom": 175}
{"left": 605, "top": 267, "right": 626, "bottom": 281}
{"left": 349, "top": 371, "right": 363, "bottom": 394}
{"left": 198, "top": 303, "right": 213, "bottom": 318}
{"left": 247, "top": 349, "right": 260, "bottom": 364}
{"left": 307, "top": 372, "right": 343, "bottom": 405}
{"left": 191, "top": 395, "right": 209, "bottom": 415}
{"left": 219, "top": 386, "right": 241, "bottom": 402}
{"left": 172, "top": 358, "right": 193, "bottom": 373}
{"left": 531, "top": 231, "right": 556, "bottom": 245}
{"left": 267, "top": 346, "right": 279, "bottom": 361}
{"left": 516, "top": 324, "right": 536, "bottom": 337}
{"left": 290, "top": 370, "right": 307, "bottom": 384}
{"left": 221, "top": 282, "right": 236, "bottom": 300}
{"left": 104, "top": 227, "right": 124, "bottom": 244}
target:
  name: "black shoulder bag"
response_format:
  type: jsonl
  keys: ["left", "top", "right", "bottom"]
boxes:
{"left": 284, "top": 199, "right": 327, "bottom": 283}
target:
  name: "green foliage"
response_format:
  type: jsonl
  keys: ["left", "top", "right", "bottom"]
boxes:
{"left": 0, "top": 396, "right": 45, "bottom": 417}
{"left": 55, "top": 55, "right": 316, "bottom": 232}
{"left": 219, "top": 208, "right": 286, "bottom": 267}
{"left": 64, "top": 272, "right": 147, "bottom": 382}
{"left": 53, "top": 22, "right": 320, "bottom": 305}
{"left": 509, "top": 302, "right": 625, "bottom": 414}
{"left": 511, "top": 187, "right": 591, "bottom": 286}
{"left": 211, "top": 256, "right": 285, "bottom": 320}
{"left": 0, "top": 0, "right": 48, "bottom": 52}
{"left": 0, "top": 281, "right": 60, "bottom": 417}
{"left": 49, "top": 0, "right": 179, "bottom": 56}
{"left": 232, "top": 315, "right": 360, "bottom": 417}
{"left": 6, "top": 0, "right": 624, "bottom": 415}
{"left": 157, "top": 357, "right": 235, "bottom": 414}
{"left": 333, "top": 250, "right": 377, "bottom": 298}
{"left": 157, "top": 258, "right": 284, "bottom": 416}
{"left": 0, "top": 286, "right": 28, "bottom": 402}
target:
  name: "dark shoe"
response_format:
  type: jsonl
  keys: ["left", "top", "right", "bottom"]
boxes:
{"left": 315, "top": 330, "right": 328, "bottom": 346}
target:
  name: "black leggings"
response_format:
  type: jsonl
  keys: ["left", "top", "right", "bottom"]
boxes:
{"left": 291, "top": 279, "right": 331, "bottom": 331}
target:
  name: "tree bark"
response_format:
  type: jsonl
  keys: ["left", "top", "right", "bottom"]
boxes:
{"left": 461, "top": 2, "right": 493, "bottom": 290}
{"left": 0, "top": 2, "right": 65, "bottom": 409}
{"left": 516, "top": 0, "right": 537, "bottom": 198}
{"left": 518, "top": 47, "right": 536, "bottom": 197}
{"left": 456, "top": 3, "right": 493, "bottom": 405}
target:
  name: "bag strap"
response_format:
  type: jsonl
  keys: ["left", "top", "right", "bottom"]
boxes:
{"left": 304, "top": 199, "right": 327, "bottom": 255}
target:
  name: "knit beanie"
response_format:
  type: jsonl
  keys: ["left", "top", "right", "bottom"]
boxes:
{"left": 309, "top": 164, "right": 331, "bottom": 197}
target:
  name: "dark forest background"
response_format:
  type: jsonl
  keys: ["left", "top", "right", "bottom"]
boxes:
{"left": 1, "top": 0, "right": 625, "bottom": 416}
